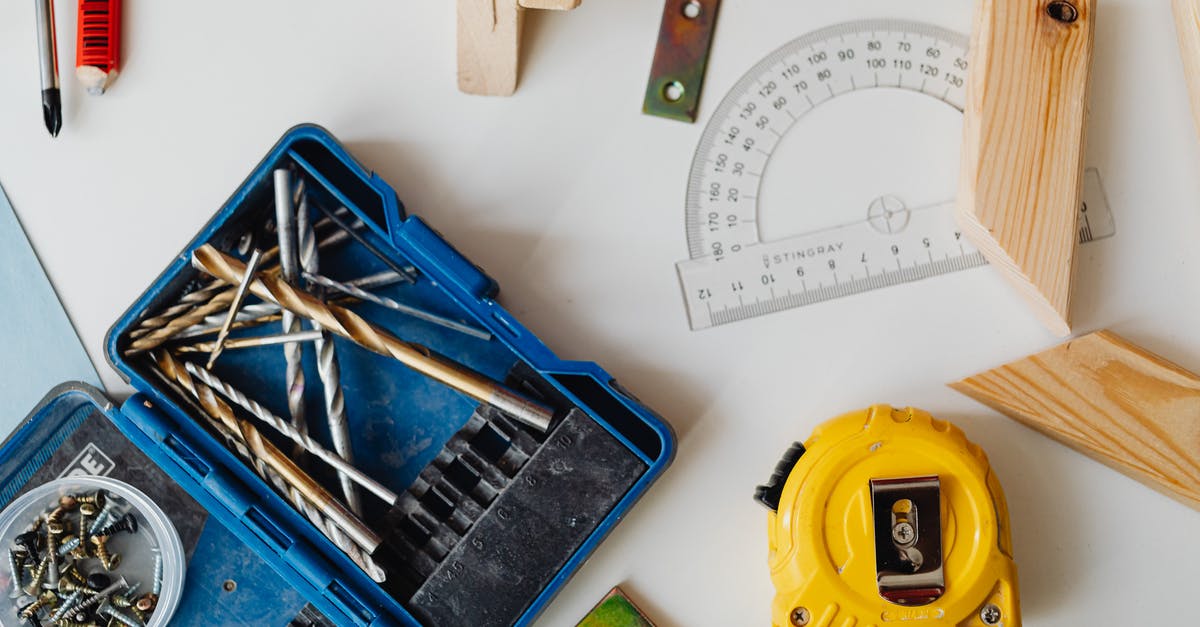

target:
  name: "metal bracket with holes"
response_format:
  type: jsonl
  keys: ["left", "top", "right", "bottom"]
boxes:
{"left": 642, "top": 0, "right": 722, "bottom": 122}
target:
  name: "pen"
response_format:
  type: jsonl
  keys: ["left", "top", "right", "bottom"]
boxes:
{"left": 34, "top": 0, "right": 61, "bottom": 137}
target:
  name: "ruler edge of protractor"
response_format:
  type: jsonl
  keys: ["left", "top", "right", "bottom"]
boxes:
{"left": 683, "top": 18, "right": 971, "bottom": 261}
{"left": 677, "top": 175, "right": 1116, "bottom": 331}
{"left": 676, "top": 19, "right": 1116, "bottom": 331}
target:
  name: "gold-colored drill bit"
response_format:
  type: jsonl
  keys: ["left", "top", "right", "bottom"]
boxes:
{"left": 191, "top": 244, "right": 555, "bottom": 432}
{"left": 153, "top": 351, "right": 380, "bottom": 553}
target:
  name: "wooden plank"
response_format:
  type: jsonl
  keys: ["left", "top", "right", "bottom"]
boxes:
{"left": 518, "top": 0, "right": 581, "bottom": 10}
{"left": 1175, "top": 0, "right": 1200, "bottom": 138}
{"left": 957, "top": 0, "right": 1096, "bottom": 336}
{"left": 951, "top": 331, "right": 1200, "bottom": 511}
{"left": 457, "top": 0, "right": 524, "bottom": 96}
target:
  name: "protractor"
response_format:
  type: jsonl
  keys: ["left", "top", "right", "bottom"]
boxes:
{"left": 675, "top": 19, "right": 1113, "bottom": 330}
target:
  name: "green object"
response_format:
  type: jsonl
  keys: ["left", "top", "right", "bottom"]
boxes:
{"left": 578, "top": 589, "right": 654, "bottom": 627}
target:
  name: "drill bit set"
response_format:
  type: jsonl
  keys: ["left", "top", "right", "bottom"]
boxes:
{"left": 119, "top": 162, "right": 556, "bottom": 586}
{"left": 29, "top": 125, "right": 680, "bottom": 625}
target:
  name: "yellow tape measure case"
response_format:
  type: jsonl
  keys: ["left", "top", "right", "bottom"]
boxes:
{"left": 756, "top": 406, "right": 1019, "bottom": 626}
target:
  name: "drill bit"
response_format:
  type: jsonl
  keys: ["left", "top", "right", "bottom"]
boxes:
{"left": 129, "top": 207, "right": 361, "bottom": 342}
{"left": 274, "top": 168, "right": 309, "bottom": 458}
{"left": 126, "top": 288, "right": 239, "bottom": 354}
{"left": 153, "top": 351, "right": 380, "bottom": 552}
{"left": 207, "top": 248, "right": 265, "bottom": 369}
{"left": 171, "top": 271, "right": 408, "bottom": 341}
{"left": 302, "top": 272, "right": 491, "bottom": 340}
{"left": 129, "top": 281, "right": 229, "bottom": 340}
{"left": 181, "top": 360, "right": 398, "bottom": 505}
{"left": 298, "top": 193, "right": 362, "bottom": 516}
{"left": 192, "top": 244, "right": 555, "bottom": 432}
{"left": 313, "top": 202, "right": 417, "bottom": 283}
{"left": 148, "top": 359, "right": 385, "bottom": 582}
{"left": 175, "top": 330, "right": 323, "bottom": 354}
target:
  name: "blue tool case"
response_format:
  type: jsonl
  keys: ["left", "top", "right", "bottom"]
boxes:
{"left": 0, "top": 125, "right": 675, "bottom": 626}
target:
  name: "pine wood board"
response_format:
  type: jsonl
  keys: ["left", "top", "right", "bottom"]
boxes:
{"left": 456, "top": 0, "right": 582, "bottom": 96}
{"left": 1175, "top": 0, "right": 1200, "bottom": 138}
{"left": 957, "top": 0, "right": 1096, "bottom": 336}
{"left": 457, "top": 0, "right": 525, "bottom": 96}
{"left": 951, "top": 331, "right": 1200, "bottom": 511}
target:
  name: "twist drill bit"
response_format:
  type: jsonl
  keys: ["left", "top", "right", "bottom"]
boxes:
{"left": 129, "top": 281, "right": 228, "bottom": 340}
{"left": 298, "top": 194, "right": 362, "bottom": 516}
{"left": 126, "top": 288, "right": 238, "bottom": 354}
{"left": 180, "top": 360, "right": 398, "bottom": 505}
{"left": 301, "top": 272, "right": 491, "bottom": 340}
{"left": 192, "top": 244, "right": 554, "bottom": 432}
{"left": 128, "top": 208, "right": 360, "bottom": 342}
{"left": 170, "top": 271, "right": 406, "bottom": 341}
{"left": 207, "top": 248, "right": 265, "bottom": 369}
{"left": 175, "top": 330, "right": 324, "bottom": 354}
{"left": 191, "top": 410, "right": 385, "bottom": 582}
{"left": 172, "top": 305, "right": 283, "bottom": 341}
{"left": 274, "top": 169, "right": 309, "bottom": 459}
{"left": 153, "top": 351, "right": 380, "bottom": 552}
{"left": 313, "top": 203, "right": 417, "bottom": 283}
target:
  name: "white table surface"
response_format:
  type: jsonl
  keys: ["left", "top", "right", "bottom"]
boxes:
{"left": 2, "top": 0, "right": 1199, "bottom": 624}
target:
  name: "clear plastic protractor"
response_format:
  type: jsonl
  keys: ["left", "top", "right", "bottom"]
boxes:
{"left": 678, "top": 20, "right": 975, "bottom": 330}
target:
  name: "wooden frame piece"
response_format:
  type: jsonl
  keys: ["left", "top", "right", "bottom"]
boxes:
{"left": 1175, "top": 0, "right": 1200, "bottom": 138}
{"left": 957, "top": 0, "right": 1096, "bottom": 336}
{"left": 456, "top": 0, "right": 582, "bottom": 96}
{"left": 951, "top": 331, "right": 1200, "bottom": 511}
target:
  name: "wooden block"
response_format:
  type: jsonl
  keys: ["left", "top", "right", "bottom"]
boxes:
{"left": 951, "top": 331, "right": 1200, "bottom": 511}
{"left": 1174, "top": 0, "right": 1200, "bottom": 137}
{"left": 457, "top": 0, "right": 524, "bottom": 96}
{"left": 957, "top": 0, "right": 1096, "bottom": 336}
{"left": 519, "top": 0, "right": 581, "bottom": 10}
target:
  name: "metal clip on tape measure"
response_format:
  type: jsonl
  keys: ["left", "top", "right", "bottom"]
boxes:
{"left": 756, "top": 406, "right": 1019, "bottom": 626}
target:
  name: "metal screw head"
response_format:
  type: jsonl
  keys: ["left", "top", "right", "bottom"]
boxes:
{"left": 46, "top": 522, "right": 64, "bottom": 536}
{"left": 14, "top": 532, "right": 39, "bottom": 554}
{"left": 1046, "top": 1, "right": 1078, "bottom": 23}
{"left": 789, "top": 606, "right": 811, "bottom": 626}
{"left": 79, "top": 502, "right": 98, "bottom": 517}
{"left": 135, "top": 593, "right": 158, "bottom": 612}
{"left": 58, "top": 495, "right": 78, "bottom": 510}
{"left": 980, "top": 603, "right": 1002, "bottom": 625}
{"left": 892, "top": 521, "right": 916, "bottom": 545}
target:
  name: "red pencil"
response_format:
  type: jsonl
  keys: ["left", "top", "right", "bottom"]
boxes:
{"left": 76, "top": 0, "right": 120, "bottom": 95}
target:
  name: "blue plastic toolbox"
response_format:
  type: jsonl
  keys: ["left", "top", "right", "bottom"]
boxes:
{"left": 0, "top": 125, "right": 675, "bottom": 626}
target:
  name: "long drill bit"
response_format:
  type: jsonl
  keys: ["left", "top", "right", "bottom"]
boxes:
{"left": 192, "top": 244, "right": 555, "bottom": 432}
{"left": 302, "top": 272, "right": 491, "bottom": 340}
{"left": 147, "top": 358, "right": 386, "bottom": 582}
{"left": 313, "top": 202, "right": 417, "bottom": 283}
{"left": 207, "top": 248, "right": 265, "bottom": 369}
{"left": 175, "top": 330, "right": 324, "bottom": 354}
{"left": 154, "top": 351, "right": 379, "bottom": 552}
{"left": 171, "top": 271, "right": 410, "bottom": 341}
{"left": 126, "top": 289, "right": 238, "bottom": 354}
{"left": 128, "top": 281, "right": 228, "bottom": 340}
{"left": 274, "top": 168, "right": 309, "bottom": 458}
{"left": 181, "top": 360, "right": 398, "bottom": 505}
{"left": 298, "top": 192, "right": 362, "bottom": 516}
{"left": 128, "top": 207, "right": 360, "bottom": 342}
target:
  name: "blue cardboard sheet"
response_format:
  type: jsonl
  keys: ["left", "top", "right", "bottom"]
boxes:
{"left": 0, "top": 182, "right": 100, "bottom": 438}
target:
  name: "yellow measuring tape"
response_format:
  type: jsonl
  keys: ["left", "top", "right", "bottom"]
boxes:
{"left": 757, "top": 406, "right": 1020, "bottom": 626}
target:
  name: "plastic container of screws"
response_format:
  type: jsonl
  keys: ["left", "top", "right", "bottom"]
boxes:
{"left": 0, "top": 475, "right": 185, "bottom": 627}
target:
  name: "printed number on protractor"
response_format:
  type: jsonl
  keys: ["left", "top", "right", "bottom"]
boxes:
{"left": 676, "top": 20, "right": 1114, "bottom": 331}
